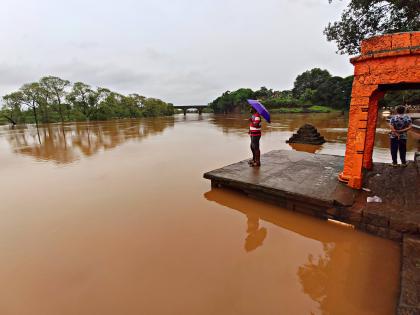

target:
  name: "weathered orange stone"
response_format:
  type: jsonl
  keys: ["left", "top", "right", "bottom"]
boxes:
{"left": 354, "top": 63, "right": 370, "bottom": 76}
{"left": 374, "top": 48, "right": 411, "bottom": 59}
{"left": 351, "top": 82, "right": 378, "bottom": 97}
{"left": 361, "top": 34, "right": 392, "bottom": 54}
{"left": 411, "top": 32, "right": 420, "bottom": 47}
{"left": 350, "top": 96, "right": 370, "bottom": 106}
{"left": 391, "top": 33, "right": 411, "bottom": 49}
{"left": 339, "top": 31, "right": 420, "bottom": 189}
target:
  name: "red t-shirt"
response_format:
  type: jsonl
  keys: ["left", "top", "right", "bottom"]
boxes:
{"left": 249, "top": 113, "right": 262, "bottom": 137}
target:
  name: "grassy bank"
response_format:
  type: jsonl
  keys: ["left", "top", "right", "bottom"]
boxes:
{"left": 269, "top": 105, "right": 338, "bottom": 114}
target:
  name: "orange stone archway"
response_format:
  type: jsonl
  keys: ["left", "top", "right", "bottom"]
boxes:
{"left": 339, "top": 31, "right": 420, "bottom": 189}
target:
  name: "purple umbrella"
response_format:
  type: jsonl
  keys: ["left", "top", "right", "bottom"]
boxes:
{"left": 247, "top": 99, "right": 271, "bottom": 123}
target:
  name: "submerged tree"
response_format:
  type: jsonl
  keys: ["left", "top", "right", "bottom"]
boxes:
{"left": 1, "top": 76, "right": 174, "bottom": 125}
{"left": 20, "top": 82, "right": 43, "bottom": 129}
{"left": 66, "top": 83, "right": 109, "bottom": 121}
{"left": 40, "top": 76, "right": 70, "bottom": 123}
{"left": 325, "top": 0, "right": 420, "bottom": 55}
{"left": 2, "top": 91, "right": 24, "bottom": 125}
{"left": 142, "top": 98, "right": 174, "bottom": 117}
{"left": 126, "top": 93, "right": 146, "bottom": 118}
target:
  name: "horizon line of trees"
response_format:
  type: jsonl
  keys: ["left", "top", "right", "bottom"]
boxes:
{"left": 209, "top": 68, "right": 420, "bottom": 114}
{"left": 0, "top": 76, "right": 174, "bottom": 126}
{"left": 209, "top": 68, "right": 354, "bottom": 114}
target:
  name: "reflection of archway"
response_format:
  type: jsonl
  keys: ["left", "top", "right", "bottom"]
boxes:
{"left": 339, "top": 32, "right": 420, "bottom": 189}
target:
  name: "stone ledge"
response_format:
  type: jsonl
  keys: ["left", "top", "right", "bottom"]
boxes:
{"left": 352, "top": 45, "right": 420, "bottom": 64}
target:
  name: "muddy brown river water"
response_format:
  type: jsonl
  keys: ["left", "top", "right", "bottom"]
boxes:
{"left": 0, "top": 112, "right": 416, "bottom": 315}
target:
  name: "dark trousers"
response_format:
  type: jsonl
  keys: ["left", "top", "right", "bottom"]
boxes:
{"left": 250, "top": 135, "right": 260, "bottom": 151}
{"left": 390, "top": 138, "right": 407, "bottom": 164}
{"left": 250, "top": 136, "right": 261, "bottom": 161}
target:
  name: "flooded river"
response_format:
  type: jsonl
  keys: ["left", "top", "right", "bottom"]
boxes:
{"left": 0, "top": 112, "right": 413, "bottom": 315}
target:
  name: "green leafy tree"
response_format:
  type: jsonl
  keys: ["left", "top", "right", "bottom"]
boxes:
{"left": 36, "top": 84, "right": 52, "bottom": 123}
{"left": 299, "top": 89, "right": 317, "bottom": 105}
{"left": 142, "top": 98, "right": 174, "bottom": 117}
{"left": 66, "top": 83, "right": 109, "bottom": 120}
{"left": 209, "top": 69, "right": 354, "bottom": 112}
{"left": 39, "top": 76, "right": 70, "bottom": 123}
{"left": 1, "top": 91, "right": 24, "bottom": 125}
{"left": 292, "top": 68, "right": 331, "bottom": 99}
{"left": 66, "top": 82, "right": 91, "bottom": 120}
{"left": 1, "top": 76, "right": 176, "bottom": 125}
{"left": 209, "top": 88, "right": 254, "bottom": 113}
{"left": 126, "top": 94, "right": 146, "bottom": 118}
{"left": 325, "top": 0, "right": 420, "bottom": 55}
{"left": 380, "top": 90, "right": 420, "bottom": 108}
{"left": 262, "top": 95, "right": 300, "bottom": 108}
{"left": 20, "top": 82, "right": 43, "bottom": 128}
{"left": 254, "top": 86, "right": 274, "bottom": 99}
{"left": 313, "top": 76, "right": 354, "bottom": 109}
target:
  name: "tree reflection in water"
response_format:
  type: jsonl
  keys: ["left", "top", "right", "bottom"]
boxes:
{"left": 2, "top": 118, "right": 175, "bottom": 164}
{"left": 204, "top": 188, "right": 399, "bottom": 315}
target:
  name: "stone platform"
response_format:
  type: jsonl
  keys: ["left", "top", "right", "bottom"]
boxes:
{"left": 204, "top": 149, "right": 420, "bottom": 314}
{"left": 204, "top": 150, "right": 419, "bottom": 240}
{"left": 204, "top": 150, "right": 355, "bottom": 218}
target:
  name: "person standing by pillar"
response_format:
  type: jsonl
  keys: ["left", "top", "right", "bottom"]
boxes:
{"left": 248, "top": 107, "right": 262, "bottom": 167}
{"left": 389, "top": 105, "right": 412, "bottom": 167}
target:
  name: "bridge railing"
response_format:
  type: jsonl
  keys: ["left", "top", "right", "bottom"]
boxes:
{"left": 174, "top": 105, "right": 208, "bottom": 115}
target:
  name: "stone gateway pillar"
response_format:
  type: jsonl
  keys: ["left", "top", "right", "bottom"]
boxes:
{"left": 339, "top": 32, "right": 420, "bottom": 189}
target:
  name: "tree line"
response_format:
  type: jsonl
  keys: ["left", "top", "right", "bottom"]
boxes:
{"left": 209, "top": 68, "right": 354, "bottom": 114}
{"left": 209, "top": 68, "right": 420, "bottom": 114}
{"left": 0, "top": 76, "right": 174, "bottom": 126}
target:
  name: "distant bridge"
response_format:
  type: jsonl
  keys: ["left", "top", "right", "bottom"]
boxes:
{"left": 174, "top": 105, "right": 208, "bottom": 115}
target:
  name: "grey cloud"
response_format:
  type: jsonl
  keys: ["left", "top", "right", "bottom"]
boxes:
{"left": 69, "top": 41, "right": 102, "bottom": 50}
{"left": 0, "top": 0, "right": 353, "bottom": 104}
{"left": 0, "top": 63, "right": 37, "bottom": 86}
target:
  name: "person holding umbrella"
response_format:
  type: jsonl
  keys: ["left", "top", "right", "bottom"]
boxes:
{"left": 247, "top": 100, "right": 271, "bottom": 167}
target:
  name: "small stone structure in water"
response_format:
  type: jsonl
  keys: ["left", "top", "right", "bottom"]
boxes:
{"left": 286, "top": 124, "right": 325, "bottom": 145}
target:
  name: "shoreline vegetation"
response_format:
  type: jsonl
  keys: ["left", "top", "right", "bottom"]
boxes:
{"left": 208, "top": 68, "right": 353, "bottom": 115}
{"left": 0, "top": 76, "right": 174, "bottom": 126}
{"left": 208, "top": 68, "right": 420, "bottom": 115}
{"left": 1, "top": 68, "right": 418, "bottom": 126}
{"left": 267, "top": 105, "right": 338, "bottom": 114}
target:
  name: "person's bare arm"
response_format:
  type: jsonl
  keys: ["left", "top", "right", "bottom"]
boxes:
{"left": 389, "top": 123, "right": 399, "bottom": 137}
{"left": 397, "top": 123, "right": 412, "bottom": 133}
{"left": 389, "top": 123, "right": 396, "bottom": 132}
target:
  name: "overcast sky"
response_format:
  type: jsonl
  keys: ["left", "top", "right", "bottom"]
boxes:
{"left": 0, "top": 0, "right": 353, "bottom": 105}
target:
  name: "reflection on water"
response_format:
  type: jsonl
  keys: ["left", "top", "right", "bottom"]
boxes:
{"left": 288, "top": 143, "right": 322, "bottom": 154}
{"left": 208, "top": 112, "right": 418, "bottom": 151}
{"left": 0, "top": 112, "right": 418, "bottom": 164}
{"left": 0, "top": 113, "right": 402, "bottom": 314}
{"left": 1, "top": 118, "right": 175, "bottom": 164}
{"left": 207, "top": 112, "right": 418, "bottom": 160}
{"left": 244, "top": 212, "right": 268, "bottom": 252}
{"left": 205, "top": 189, "right": 400, "bottom": 315}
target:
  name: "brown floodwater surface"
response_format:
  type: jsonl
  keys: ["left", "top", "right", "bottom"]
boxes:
{"left": 0, "top": 113, "right": 407, "bottom": 315}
